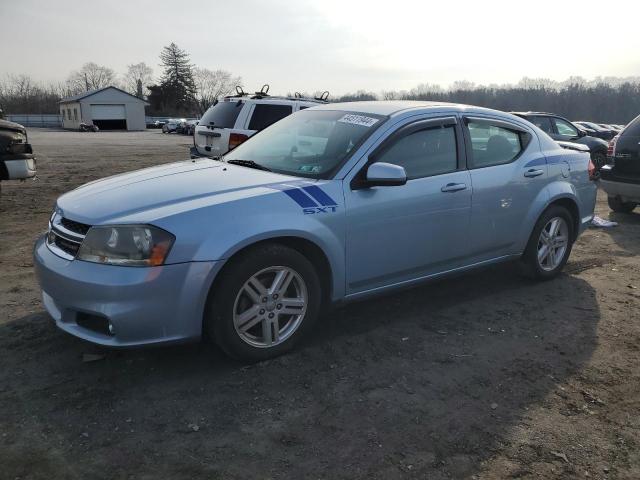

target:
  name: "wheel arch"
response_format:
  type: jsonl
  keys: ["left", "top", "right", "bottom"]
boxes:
{"left": 518, "top": 184, "right": 581, "bottom": 253}
{"left": 546, "top": 196, "right": 580, "bottom": 240}
{"left": 202, "top": 235, "right": 337, "bottom": 332}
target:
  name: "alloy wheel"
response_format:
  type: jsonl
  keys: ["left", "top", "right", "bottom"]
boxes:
{"left": 233, "top": 266, "right": 308, "bottom": 348}
{"left": 537, "top": 217, "right": 569, "bottom": 271}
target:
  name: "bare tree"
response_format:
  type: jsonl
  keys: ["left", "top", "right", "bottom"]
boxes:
{"left": 66, "top": 62, "right": 116, "bottom": 94}
{"left": 122, "top": 62, "right": 154, "bottom": 98}
{"left": 193, "top": 67, "right": 241, "bottom": 115}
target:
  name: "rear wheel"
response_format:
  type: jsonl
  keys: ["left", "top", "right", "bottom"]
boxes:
{"left": 206, "top": 244, "right": 322, "bottom": 362}
{"left": 520, "top": 205, "right": 574, "bottom": 280}
{"left": 607, "top": 196, "right": 637, "bottom": 213}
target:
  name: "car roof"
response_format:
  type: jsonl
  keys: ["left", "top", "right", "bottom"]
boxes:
{"left": 510, "top": 111, "right": 558, "bottom": 117}
{"left": 310, "top": 100, "right": 513, "bottom": 118}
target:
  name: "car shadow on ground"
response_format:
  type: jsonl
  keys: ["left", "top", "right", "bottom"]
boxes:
{"left": 0, "top": 264, "right": 599, "bottom": 479}
{"left": 605, "top": 210, "right": 640, "bottom": 256}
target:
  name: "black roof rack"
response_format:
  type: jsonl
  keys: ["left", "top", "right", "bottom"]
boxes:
{"left": 223, "top": 85, "right": 330, "bottom": 104}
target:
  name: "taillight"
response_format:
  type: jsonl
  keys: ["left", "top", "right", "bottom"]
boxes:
{"left": 607, "top": 135, "right": 618, "bottom": 157}
{"left": 588, "top": 159, "right": 597, "bottom": 180}
{"left": 228, "top": 133, "right": 249, "bottom": 150}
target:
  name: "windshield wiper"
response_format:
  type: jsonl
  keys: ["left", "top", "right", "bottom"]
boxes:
{"left": 225, "top": 159, "right": 272, "bottom": 172}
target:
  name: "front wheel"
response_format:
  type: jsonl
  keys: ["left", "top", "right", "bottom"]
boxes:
{"left": 520, "top": 206, "right": 574, "bottom": 280}
{"left": 206, "top": 244, "right": 322, "bottom": 362}
{"left": 607, "top": 196, "right": 637, "bottom": 213}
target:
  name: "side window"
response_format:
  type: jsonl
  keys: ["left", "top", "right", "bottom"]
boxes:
{"left": 74, "top": 108, "right": 78, "bottom": 121}
{"left": 553, "top": 118, "right": 578, "bottom": 137}
{"left": 530, "top": 116, "right": 553, "bottom": 134}
{"left": 375, "top": 125, "right": 458, "bottom": 180}
{"left": 467, "top": 121, "right": 526, "bottom": 168}
{"left": 299, "top": 106, "right": 309, "bottom": 110}
{"left": 248, "top": 104, "right": 293, "bottom": 131}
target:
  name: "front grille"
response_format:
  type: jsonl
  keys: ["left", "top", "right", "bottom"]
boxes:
{"left": 52, "top": 233, "right": 82, "bottom": 256}
{"left": 60, "top": 217, "right": 91, "bottom": 235}
{"left": 47, "top": 213, "right": 91, "bottom": 260}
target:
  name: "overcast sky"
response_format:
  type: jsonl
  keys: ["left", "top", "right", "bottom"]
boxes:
{"left": 2, "top": 0, "right": 639, "bottom": 95}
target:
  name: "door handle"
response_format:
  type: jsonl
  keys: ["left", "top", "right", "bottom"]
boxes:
{"left": 441, "top": 182, "right": 467, "bottom": 192}
{"left": 524, "top": 169, "right": 544, "bottom": 178}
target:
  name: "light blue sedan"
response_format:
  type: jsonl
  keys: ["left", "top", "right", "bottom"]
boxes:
{"left": 34, "top": 102, "right": 597, "bottom": 361}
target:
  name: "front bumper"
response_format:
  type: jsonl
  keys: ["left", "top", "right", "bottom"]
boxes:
{"left": 33, "top": 235, "right": 218, "bottom": 347}
{"left": 2, "top": 155, "right": 36, "bottom": 180}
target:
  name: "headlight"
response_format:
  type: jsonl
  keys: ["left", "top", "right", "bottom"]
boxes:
{"left": 76, "top": 225, "right": 175, "bottom": 266}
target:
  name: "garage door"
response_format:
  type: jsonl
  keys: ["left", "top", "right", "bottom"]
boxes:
{"left": 91, "top": 104, "right": 125, "bottom": 120}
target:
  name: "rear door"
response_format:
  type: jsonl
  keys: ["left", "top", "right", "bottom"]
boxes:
{"left": 614, "top": 114, "right": 640, "bottom": 176}
{"left": 463, "top": 116, "right": 546, "bottom": 261}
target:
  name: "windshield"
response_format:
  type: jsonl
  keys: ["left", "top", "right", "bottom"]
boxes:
{"left": 200, "top": 100, "right": 243, "bottom": 128}
{"left": 223, "top": 110, "right": 386, "bottom": 179}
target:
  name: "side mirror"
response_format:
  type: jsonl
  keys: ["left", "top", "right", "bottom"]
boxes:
{"left": 365, "top": 162, "right": 407, "bottom": 187}
{"left": 577, "top": 128, "right": 587, "bottom": 138}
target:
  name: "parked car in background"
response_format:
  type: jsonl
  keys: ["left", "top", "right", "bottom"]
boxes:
{"left": 0, "top": 119, "right": 37, "bottom": 190}
{"left": 512, "top": 112, "right": 609, "bottom": 168}
{"left": 598, "top": 124, "right": 622, "bottom": 133}
{"left": 574, "top": 121, "right": 616, "bottom": 140}
{"left": 191, "top": 85, "right": 329, "bottom": 159}
{"left": 176, "top": 119, "right": 199, "bottom": 135}
{"left": 162, "top": 118, "right": 186, "bottom": 133}
{"left": 186, "top": 120, "right": 198, "bottom": 136}
{"left": 34, "top": 101, "right": 597, "bottom": 361}
{"left": 600, "top": 113, "right": 640, "bottom": 213}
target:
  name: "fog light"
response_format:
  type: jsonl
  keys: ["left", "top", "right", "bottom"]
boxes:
{"left": 108, "top": 322, "right": 115, "bottom": 336}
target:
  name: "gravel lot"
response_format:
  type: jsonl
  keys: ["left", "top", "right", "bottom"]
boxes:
{"left": 1, "top": 129, "right": 639, "bottom": 480}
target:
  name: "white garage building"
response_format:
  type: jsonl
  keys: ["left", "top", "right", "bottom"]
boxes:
{"left": 59, "top": 86, "right": 148, "bottom": 131}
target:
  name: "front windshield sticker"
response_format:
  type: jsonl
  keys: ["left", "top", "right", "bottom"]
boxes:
{"left": 338, "top": 114, "right": 379, "bottom": 128}
{"left": 299, "top": 165, "right": 323, "bottom": 173}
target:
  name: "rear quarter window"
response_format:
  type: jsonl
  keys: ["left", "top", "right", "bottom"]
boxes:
{"left": 248, "top": 104, "right": 293, "bottom": 131}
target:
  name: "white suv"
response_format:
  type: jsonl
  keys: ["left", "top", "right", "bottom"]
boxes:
{"left": 191, "top": 86, "right": 328, "bottom": 159}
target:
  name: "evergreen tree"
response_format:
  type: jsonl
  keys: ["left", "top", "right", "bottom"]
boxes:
{"left": 158, "top": 43, "right": 196, "bottom": 110}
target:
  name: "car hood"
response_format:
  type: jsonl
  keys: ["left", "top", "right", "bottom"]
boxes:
{"left": 56, "top": 159, "right": 301, "bottom": 224}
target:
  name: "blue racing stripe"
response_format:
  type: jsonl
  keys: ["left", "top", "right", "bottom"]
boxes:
{"left": 282, "top": 188, "right": 318, "bottom": 208}
{"left": 302, "top": 185, "right": 338, "bottom": 206}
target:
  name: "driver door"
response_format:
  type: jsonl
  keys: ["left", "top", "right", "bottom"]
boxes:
{"left": 344, "top": 117, "right": 472, "bottom": 295}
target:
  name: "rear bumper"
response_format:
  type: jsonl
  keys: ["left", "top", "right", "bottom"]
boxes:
{"left": 33, "top": 235, "right": 218, "bottom": 347}
{"left": 599, "top": 179, "right": 640, "bottom": 203}
{"left": 189, "top": 146, "right": 203, "bottom": 159}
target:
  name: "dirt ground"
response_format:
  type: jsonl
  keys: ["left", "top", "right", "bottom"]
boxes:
{"left": 0, "top": 129, "right": 639, "bottom": 480}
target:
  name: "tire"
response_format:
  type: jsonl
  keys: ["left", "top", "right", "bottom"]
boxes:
{"left": 206, "top": 244, "right": 322, "bottom": 362}
{"left": 591, "top": 152, "right": 606, "bottom": 170}
{"left": 519, "top": 205, "right": 574, "bottom": 280}
{"left": 607, "top": 196, "right": 637, "bottom": 213}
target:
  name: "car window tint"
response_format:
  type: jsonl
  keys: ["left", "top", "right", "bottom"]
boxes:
{"left": 375, "top": 125, "right": 457, "bottom": 179}
{"left": 468, "top": 121, "right": 523, "bottom": 168}
{"left": 553, "top": 118, "right": 578, "bottom": 137}
{"left": 248, "top": 104, "right": 293, "bottom": 131}
{"left": 531, "top": 116, "right": 553, "bottom": 134}
{"left": 199, "top": 101, "right": 243, "bottom": 128}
